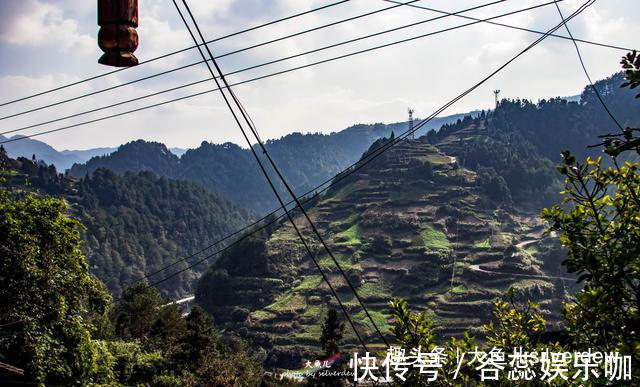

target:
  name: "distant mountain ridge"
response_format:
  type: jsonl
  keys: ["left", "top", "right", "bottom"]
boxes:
{"left": 0, "top": 135, "right": 187, "bottom": 171}
{"left": 1, "top": 111, "right": 473, "bottom": 174}
{"left": 0, "top": 135, "right": 117, "bottom": 171}
{"left": 66, "top": 113, "right": 477, "bottom": 214}
{"left": 191, "top": 78, "right": 633, "bottom": 362}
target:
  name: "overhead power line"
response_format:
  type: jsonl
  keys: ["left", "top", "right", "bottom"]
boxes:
{"left": 146, "top": 0, "right": 598, "bottom": 355}
{"left": 0, "top": 0, "right": 351, "bottom": 108}
{"left": 177, "top": 0, "right": 395, "bottom": 350}
{"left": 553, "top": 1, "right": 624, "bottom": 131}
{"left": 0, "top": 0, "right": 507, "bottom": 136}
{"left": 174, "top": 0, "right": 374, "bottom": 351}
{"left": 384, "top": 0, "right": 635, "bottom": 52}
{"left": 151, "top": 0, "right": 597, "bottom": 296}
{"left": 173, "top": 0, "right": 596, "bottom": 350}
{"left": 3, "top": 0, "right": 632, "bottom": 128}
{"left": 1, "top": 0, "right": 566, "bottom": 144}
{"left": 0, "top": 0, "right": 416, "bottom": 119}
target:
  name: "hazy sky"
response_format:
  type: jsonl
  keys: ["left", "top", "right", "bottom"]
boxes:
{"left": 0, "top": 0, "right": 637, "bottom": 150}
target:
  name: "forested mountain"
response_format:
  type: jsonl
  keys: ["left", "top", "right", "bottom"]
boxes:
{"left": 75, "top": 169, "right": 252, "bottom": 297}
{"left": 1, "top": 151, "right": 252, "bottom": 298}
{"left": 194, "top": 136, "right": 576, "bottom": 366}
{"left": 66, "top": 74, "right": 636, "bottom": 216}
{"left": 68, "top": 114, "right": 473, "bottom": 214}
{"left": 0, "top": 134, "right": 187, "bottom": 171}
{"left": 192, "top": 72, "right": 640, "bottom": 366}
{"left": 426, "top": 72, "right": 640, "bottom": 209}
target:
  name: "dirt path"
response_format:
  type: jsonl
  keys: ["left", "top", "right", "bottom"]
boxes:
{"left": 467, "top": 263, "right": 574, "bottom": 282}
{"left": 516, "top": 239, "right": 538, "bottom": 249}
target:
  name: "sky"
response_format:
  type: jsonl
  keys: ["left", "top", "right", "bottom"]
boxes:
{"left": 0, "top": 0, "right": 637, "bottom": 150}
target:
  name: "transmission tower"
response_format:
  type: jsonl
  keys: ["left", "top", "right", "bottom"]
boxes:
{"left": 408, "top": 108, "right": 415, "bottom": 139}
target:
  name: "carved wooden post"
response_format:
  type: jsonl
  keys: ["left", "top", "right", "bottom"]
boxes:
{"left": 97, "top": 0, "right": 139, "bottom": 67}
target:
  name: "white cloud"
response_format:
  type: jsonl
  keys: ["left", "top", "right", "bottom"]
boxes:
{"left": 0, "top": 0, "right": 93, "bottom": 55}
{"left": 0, "top": 0, "right": 637, "bottom": 150}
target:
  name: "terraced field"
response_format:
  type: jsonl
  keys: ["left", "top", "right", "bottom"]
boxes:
{"left": 198, "top": 137, "right": 576, "bottom": 360}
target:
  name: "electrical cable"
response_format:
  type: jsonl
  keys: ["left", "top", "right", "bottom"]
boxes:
{"left": 383, "top": 0, "right": 635, "bottom": 52}
{"left": 6, "top": 0, "right": 598, "bottom": 292}
{"left": 172, "top": 0, "right": 372, "bottom": 351}
{"left": 0, "top": 0, "right": 351, "bottom": 108}
{"left": 0, "top": 0, "right": 508, "bottom": 137}
{"left": 553, "top": 1, "right": 624, "bottom": 131}
{"left": 146, "top": 0, "right": 595, "bottom": 352}
{"left": 0, "top": 0, "right": 415, "bottom": 121}
{"left": 178, "top": 0, "right": 395, "bottom": 348}
{"left": 1, "top": 0, "right": 566, "bottom": 143}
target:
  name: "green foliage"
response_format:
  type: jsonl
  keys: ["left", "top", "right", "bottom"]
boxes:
{"left": 182, "top": 337, "right": 264, "bottom": 386}
{"left": 449, "top": 284, "right": 467, "bottom": 294}
{"left": 295, "top": 275, "right": 323, "bottom": 291}
{"left": 104, "top": 340, "right": 166, "bottom": 386}
{"left": 542, "top": 152, "right": 640, "bottom": 373}
{"left": 433, "top": 71, "right": 640, "bottom": 207}
{"left": 112, "top": 282, "right": 186, "bottom": 352}
{"left": 420, "top": 225, "right": 450, "bottom": 251}
{"left": 76, "top": 168, "right": 252, "bottom": 297}
{"left": 0, "top": 188, "right": 112, "bottom": 385}
{"left": 476, "top": 166, "right": 512, "bottom": 205}
{"left": 599, "top": 51, "right": 640, "bottom": 156}
{"left": 388, "top": 298, "right": 478, "bottom": 386}
{"left": 320, "top": 309, "right": 344, "bottom": 356}
{"left": 354, "top": 308, "right": 391, "bottom": 334}
{"left": 335, "top": 223, "right": 361, "bottom": 245}
{"left": 215, "top": 233, "right": 269, "bottom": 277}
{"left": 473, "top": 238, "right": 491, "bottom": 248}
{"left": 388, "top": 298, "right": 435, "bottom": 351}
{"left": 106, "top": 289, "right": 265, "bottom": 385}
{"left": 620, "top": 50, "right": 640, "bottom": 98}
{"left": 484, "top": 289, "right": 545, "bottom": 351}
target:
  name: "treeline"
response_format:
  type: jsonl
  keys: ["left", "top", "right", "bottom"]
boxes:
{"left": 425, "top": 72, "right": 640, "bottom": 207}
{"left": 1, "top": 149, "right": 253, "bottom": 298}
{"left": 67, "top": 121, "right": 420, "bottom": 214}
{"left": 75, "top": 169, "right": 252, "bottom": 297}
{"left": 0, "top": 179, "right": 264, "bottom": 385}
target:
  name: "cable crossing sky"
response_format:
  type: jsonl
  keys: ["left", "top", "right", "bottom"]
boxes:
{"left": 1, "top": 0, "right": 605, "bottom": 144}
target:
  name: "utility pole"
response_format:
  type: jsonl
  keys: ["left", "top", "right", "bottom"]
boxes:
{"left": 408, "top": 108, "right": 415, "bottom": 139}
{"left": 493, "top": 89, "right": 501, "bottom": 109}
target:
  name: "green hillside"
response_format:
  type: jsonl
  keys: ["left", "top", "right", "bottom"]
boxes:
{"left": 0, "top": 154, "right": 252, "bottom": 298}
{"left": 195, "top": 136, "right": 577, "bottom": 364}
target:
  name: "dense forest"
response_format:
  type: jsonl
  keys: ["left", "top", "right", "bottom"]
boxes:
{"left": 66, "top": 74, "right": 639, "bottom": 217}
{"left": 0, "top": 151, "right": 252, "bottom": 297}
{"left": 75, "top": 169, "right": 252, "bottom": 297}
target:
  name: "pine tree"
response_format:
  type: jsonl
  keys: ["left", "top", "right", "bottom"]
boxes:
{"left": 320, "top": 308, "right": 344, "bottom": 356}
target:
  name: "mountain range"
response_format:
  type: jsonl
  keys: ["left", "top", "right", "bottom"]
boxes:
{"left": 191, "top": 72, "right": 640, "bottom": 364}
{"left": 63, "top": 113, "right": 476, "bottom": 214}
{"left": 0, "top": 134, "right": 187, "bottom": 171}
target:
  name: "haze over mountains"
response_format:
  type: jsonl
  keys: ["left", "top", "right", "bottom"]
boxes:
{"left": 0, "top": 134, "right": 188, "bottom": 171}
{"left": 1, "top": 111, "right": 473, "bottom": 175}
{"left": 3, "top": 70, "right": 640, "bottom": 370}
